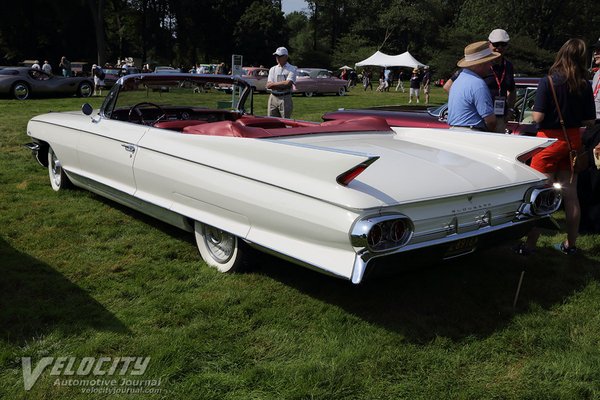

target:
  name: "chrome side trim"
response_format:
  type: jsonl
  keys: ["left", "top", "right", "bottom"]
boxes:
{"left": 66, "top": 171, "right": 193, "bottom": 232}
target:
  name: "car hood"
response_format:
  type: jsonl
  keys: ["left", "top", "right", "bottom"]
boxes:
{"left": 275, "top": 127, "right": 552, "bottom": 208}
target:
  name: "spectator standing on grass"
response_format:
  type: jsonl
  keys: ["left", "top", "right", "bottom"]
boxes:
{"left": 59, "top": 56, "right": 71, "bottom": 77}
{"left": 395, "top": 70, "right": 405, "bottom": 92}
{"left": 486, "top": 29, "right": 516, "bottom": 133}
{"left": 92, "top": 64, "right": 105, "bottom": 96}
{"left": 421, "top": 66, "right": 431, "bottom": 104}
{"left": 578, "top": 37, "right": 600, "bottom": 234}
{"left": 409, "top": 68, "right": 421, "bottom": 103}
{"left": 447, "top": 41, "right": 500, "bottom": 131}
{"left": 384, "top": 68, "right": 392, "bottom": 91}
{"left": 42, "top": 60, "right": 52, "bottom": 74}
{"left": 517, "top": 38, "right": 595, "bottom": 255}
{"left": 349, "top": 69, "right": 358, "bottom": 87}
{"left": 363, "top": 69, "right": 373, "bottom": 91}
{"left": 266, "top": 47, "right": 297, "bottom": 118}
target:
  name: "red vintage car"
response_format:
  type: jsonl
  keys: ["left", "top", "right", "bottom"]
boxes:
{"left": 323, "top": 77, "right": 541, "bottom": 135}
{"left": 293, "top": 68, "right": 348, "bottom": 97}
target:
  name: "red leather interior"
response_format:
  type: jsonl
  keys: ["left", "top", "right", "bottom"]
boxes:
{"left": 236, "top": 116, "right": 287, "bottom": 129}
{"left": 182, "top": 116, "right": 392, "bottom": 138}
{"left": 153, "top": 120, "right": 208, "bottom": 130}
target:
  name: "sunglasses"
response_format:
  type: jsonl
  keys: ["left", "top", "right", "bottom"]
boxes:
{"left": 492, "top": 42, "right": 508, "bottom": 48}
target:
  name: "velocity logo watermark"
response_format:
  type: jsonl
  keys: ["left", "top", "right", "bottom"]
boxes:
{"left": 22, "top": 356, "right": 160, "bottom": 393}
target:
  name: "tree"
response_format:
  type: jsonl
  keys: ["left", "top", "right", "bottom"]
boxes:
{"left": 233, "top": 1, "right": 288, "bottom": 67}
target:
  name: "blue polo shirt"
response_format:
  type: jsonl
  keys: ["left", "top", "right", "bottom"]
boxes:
{"left": 448, "top": 68, "right": 494, "bottom": 129}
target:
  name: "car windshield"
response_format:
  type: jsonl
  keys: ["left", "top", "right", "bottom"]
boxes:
{"left": 102, "top": 75, "right": 252, "bottom": 118}
{"left": 427, "top": 104, "right": 447, "bottom": 118}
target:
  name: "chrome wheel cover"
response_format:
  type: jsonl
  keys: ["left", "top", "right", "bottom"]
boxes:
{"left": 14, "top": 83, "right": 29, "bottom": 100}
{"left": 49, "top": 150, "right": 62, "bottom": 187}
{"left": 79, "top": 83, "right": 93, "bottom": 97}
{"left": 203, "top": 225, "right": 235, "bottom": 263}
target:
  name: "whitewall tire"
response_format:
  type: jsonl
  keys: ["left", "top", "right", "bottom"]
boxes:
{"left": 194, "top": 221, "right": 248, "bottom": 273}
{"left": 48, "top": 147, "right": 71, "bottom": 191}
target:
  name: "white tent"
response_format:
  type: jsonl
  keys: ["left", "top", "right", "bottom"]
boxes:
{"left": 355, "top": 51, "right": 426, "bottom": 68}
{"left": 339, "top": 65, "right": 353, "bottom": 70}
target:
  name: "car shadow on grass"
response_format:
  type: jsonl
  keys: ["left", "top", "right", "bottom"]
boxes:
{"left": 253, "top": 239, "right": 600, "bottom": 345}
{"left": 0, "top": 237, "right": 130, "bottom": 345}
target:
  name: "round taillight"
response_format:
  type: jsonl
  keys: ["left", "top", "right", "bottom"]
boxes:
{"left": 390, "top": 220, "right": 406, "bottom": 242}
{"left": 367, "top": 224, "right": 383, "bottom": 248}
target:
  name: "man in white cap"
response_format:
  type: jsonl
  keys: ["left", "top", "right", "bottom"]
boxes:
{"left": 486, "top": 28, "right": 516, "bottom": 133}
{"left": 447, "top": 41, "right": 501, "bottom": 132}
{"left": 266, "top": 46, "right": 297, "bottom": 118}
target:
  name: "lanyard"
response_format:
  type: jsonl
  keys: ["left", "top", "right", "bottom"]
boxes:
{"left": 491, "top": 60, "right": 506, "bottom": 92}
{"left": 594, "top": 77, "right": 600, "bottom": 98}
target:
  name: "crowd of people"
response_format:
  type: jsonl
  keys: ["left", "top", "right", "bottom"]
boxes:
{"left": 355, "top": 65, "right": 432, "bottom": 104}
{"left": 442, "top": 29, "right": 600, "bottom": 253}
{"left": 30, "top": 56, "right": 73, "bottom": 77}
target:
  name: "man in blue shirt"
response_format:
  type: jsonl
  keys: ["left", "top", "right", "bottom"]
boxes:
{"left": 448, "top": 41, "right": 501, "bottom": 132}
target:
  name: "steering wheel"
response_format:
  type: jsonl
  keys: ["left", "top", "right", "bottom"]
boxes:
{"left": 128, "top": 102, "right": 166, "bottom": 125}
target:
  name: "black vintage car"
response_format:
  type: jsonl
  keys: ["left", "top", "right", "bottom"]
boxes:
{"left": 0, "top": 67, "right": 94, "bottom": 100}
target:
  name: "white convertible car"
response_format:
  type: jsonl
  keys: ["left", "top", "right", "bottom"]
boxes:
{"left": 25, "top": 74, "right": 561, "bottom": 284}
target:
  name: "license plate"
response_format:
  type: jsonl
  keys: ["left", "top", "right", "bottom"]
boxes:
{"left": 444, "top": 237, "right": 478, "bottom": 258}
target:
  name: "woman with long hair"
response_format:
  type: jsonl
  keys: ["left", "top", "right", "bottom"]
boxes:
{"left": 519, "top": 38, "right": 596, "bottom": 255}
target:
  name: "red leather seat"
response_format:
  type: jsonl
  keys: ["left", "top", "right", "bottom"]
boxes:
{"left": 236, "top": 116, "right": 287, "bottom": 129}
{"left": 153, "top": 120, "right": 208, "bottom": 131}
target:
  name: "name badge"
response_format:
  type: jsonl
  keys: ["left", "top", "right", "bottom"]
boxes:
{"left": 494, "top": 96, "right": 506, "bottom": 116}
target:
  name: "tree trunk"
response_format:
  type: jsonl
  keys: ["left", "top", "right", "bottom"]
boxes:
{"left": 87, "top": 0, "right": 106, "bottom": 65}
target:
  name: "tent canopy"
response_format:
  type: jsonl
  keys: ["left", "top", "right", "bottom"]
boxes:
{"left": 339, "top": 65, "right": 353, "bottom": 70}
{"left": 355, "top": 51, "right": 426, "bottom": 68}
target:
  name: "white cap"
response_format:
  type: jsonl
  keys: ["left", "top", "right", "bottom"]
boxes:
{"left": 273, "top": 47, "right": 288, "bottom": 56}
{"left": 488, "top": 29, "right": 510, "bottom": 43}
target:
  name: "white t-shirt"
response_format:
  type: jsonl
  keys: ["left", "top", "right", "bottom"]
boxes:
{"left": 267, "top": 62, "right": 297, "bottom": 94}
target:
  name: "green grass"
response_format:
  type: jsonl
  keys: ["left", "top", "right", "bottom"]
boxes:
{"left": 1, "top": 87, "right": 600, "bottom": 399}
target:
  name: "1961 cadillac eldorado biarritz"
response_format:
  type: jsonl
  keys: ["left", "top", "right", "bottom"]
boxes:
{"left": 25, "top": 74, "right": 561, "bottom": 283}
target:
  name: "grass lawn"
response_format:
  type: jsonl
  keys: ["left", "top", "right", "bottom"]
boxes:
{"left": 1, "top": 86, "right": 600, "bottom": 399}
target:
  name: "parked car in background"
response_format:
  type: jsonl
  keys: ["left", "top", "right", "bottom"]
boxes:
{"left": 0, "top": 67, "right": 93, "bottom": 100}
{"left": 241, "top": 67, "right": 269, "bottom": 92}
{"left": 323, "top": 77, "right": 541, "bottom": 135}
{"left": 121, "top": 66, "right": 141, "bottom": 75}
{"left": 102, "top": 68, "right": 122, "bottom": 88}
{"left": 154, "top": 66, "right": 180, "bottom": 73}
{"left": 24, "top": 73, "right": 561, "bottom": 284}
{"left": 293, "top": 68, "right": 348, "bottom": 97}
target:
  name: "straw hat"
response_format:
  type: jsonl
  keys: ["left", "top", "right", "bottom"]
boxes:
{"left": 457, "top": 41, "right": 501, "bottom": 68}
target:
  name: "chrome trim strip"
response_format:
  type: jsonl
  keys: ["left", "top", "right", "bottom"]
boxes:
{"left": 65, "top": 171, "right": 193, "bottom": 232}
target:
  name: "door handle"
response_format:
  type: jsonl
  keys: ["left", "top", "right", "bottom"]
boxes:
{"left": 121, "top": 144, "right": 135, "bottom": 153}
